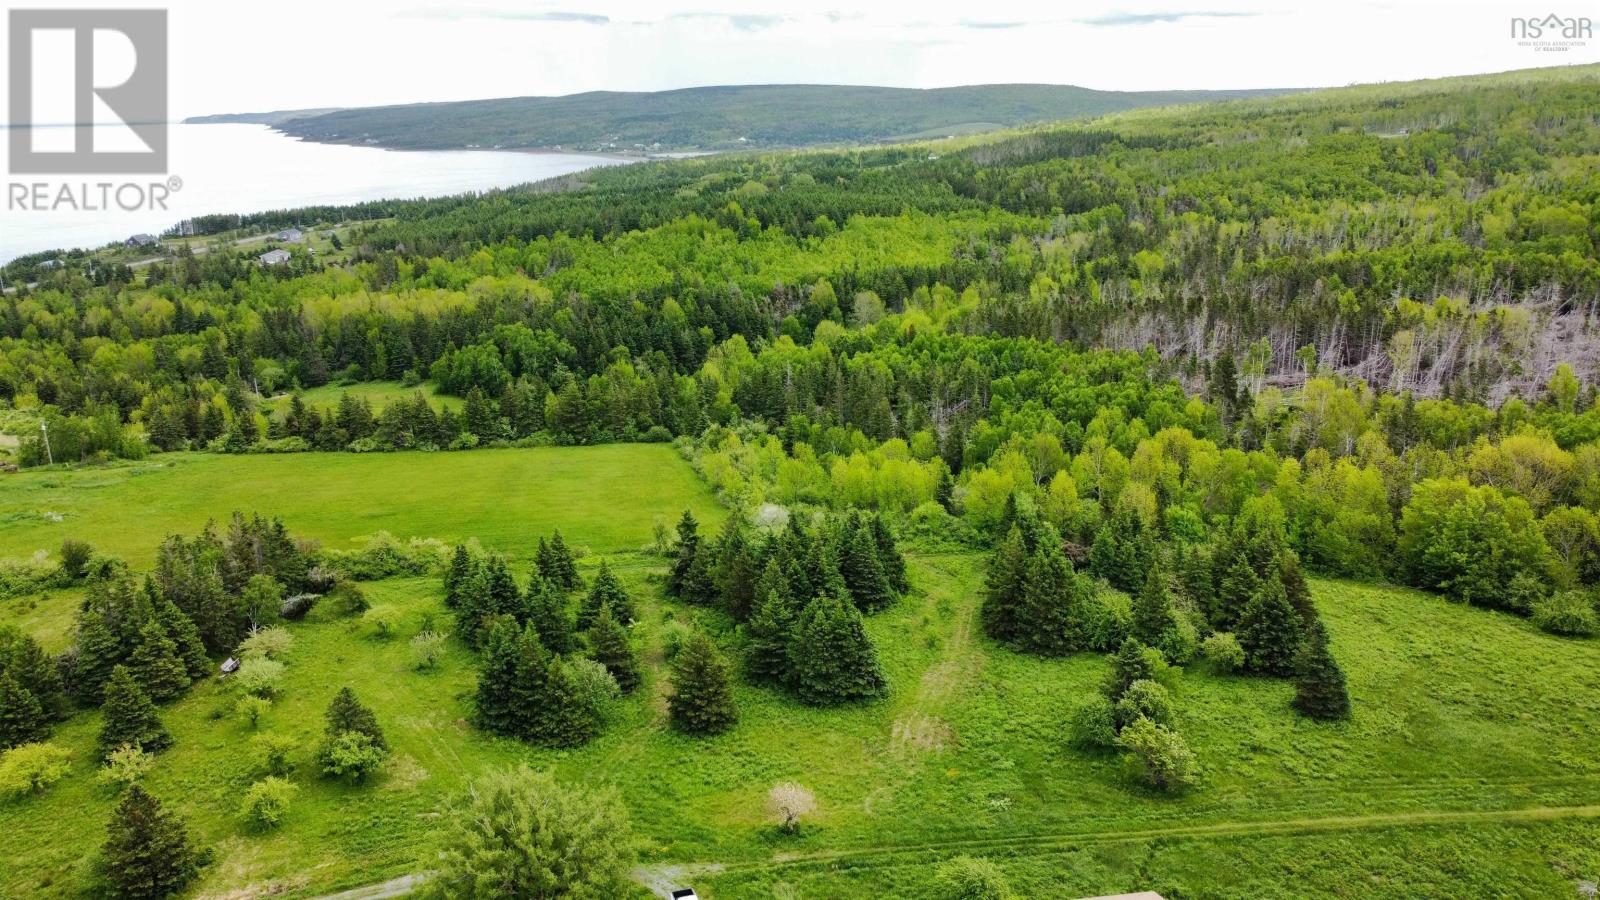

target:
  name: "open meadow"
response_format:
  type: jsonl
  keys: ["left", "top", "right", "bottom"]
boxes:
{"left": 0, "top": 449, "right": 1597, "bottom": 898}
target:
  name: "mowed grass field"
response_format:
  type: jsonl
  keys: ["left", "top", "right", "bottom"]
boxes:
{"left": 1, "top": 450, "right": 1598, "bottom": 897}
{"left": 260, "top": 380, "right": 462, "bottom": 416}
{"left": 0, "top": 445, "right": 723, "bottom": 568}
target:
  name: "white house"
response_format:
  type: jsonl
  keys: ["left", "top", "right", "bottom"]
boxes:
{"left": 259, "top": 249, "right": 292, "bottom": 266}
{"left": 274, "top": 227, "right": 304, "bottom": 243}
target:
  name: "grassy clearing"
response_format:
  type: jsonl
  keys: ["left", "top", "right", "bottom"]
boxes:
{"left": 1, "top": 451, "right": 1598, "bottom": 897}
{"left": 0, "top": 445, "right": 723, "bottom": 568}
{"left": 260, "top": 380, "right": 462, "bottom": 416}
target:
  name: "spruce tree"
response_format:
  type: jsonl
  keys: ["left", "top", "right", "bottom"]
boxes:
{"left": 1088, "top": 505, "right": 1153, "bottom": 593}
{"left": 322, "top": 686, "right": 388, "bottom": 751}
{"left": 1104, "top": 638, "right": 1165, "bottom": 701}
{"left": 743, "top": 587, "right": 796, "bottom": 686}
{"left": 98, "top": 666, "right": 172, "bottom": 760}
{"left": 156, "top": 600, "right": 209, "bottom": 681}
{"left": 1238, "top": 577, "right": 1304, "bottom": 676}
{"left": 666, "top": 510, "right": 701, "bottom": 599}
{"left": 1015, "top": 545, "right": 1090, "bottom": 656}
{"left": 539, "top": 658, "right": 601, "bottom": 748}
{"left": 443, "top": 544, "right": 477, "bottom": 608}
{"left": 521, "top": 575, "right": 572, "bottom": 655}
{"left": 452, "top": 569, "right": 494, "bottom": 647}
{"left": 510, "top": 625, "right": 554, "bottom": 742}
{"left": 1293, "top": 619, "right": 1351, "bottom": 720}
{"left": 482, "top": 555, "right": 521, "bottom": 619}
{"left": 870, "top": 513, "right": 910, "bottom": 594}
{"left": 0, "top": 625, "right": 67, "bottom": 718}
{"left": 0, "top": 672, "right": 48, "bottom": 749}
{"left": 538, "top": 531, "right": 580, "bottom": 592}
{"left": 667, "top": 630, "right": 738, "bottom": 735}
{"left": 981, "top": 525, "right": 1028, "bottom": 643}
{"left": 838, "top": 517, "right": 893, "bottom": 613}
{"left": 128, "top": 621, "right": 191, "bottom": 703}
{"left": 1132, "top": 556, "right": 1177, "bottom": 649}
{"left": 73, "top": 603, "right": 129, "bottom": 704}
{"left": 679, "top": 540, "right": 716, "bottom": 606}
{"left": 102, "top": 786, "right": 199, "bottom": 900}
{"left": 1279, "top": 552, "right": 1316, "bottom": 624}
{"left": 578, "top": 560, "right": 633, "bottom": 630}
{"left": 713, "top": 522, "right": 761, "bottom": 621}
{"left": 787, "top": 591, "right": 887, "bottom": 705}
{"left": 587, "top": 602, "right": 640, "bottom": 694}
{"left": 474, "top": 619, "right": 524, "bottom": 737}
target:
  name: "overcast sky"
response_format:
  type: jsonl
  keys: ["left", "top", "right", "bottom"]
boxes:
{"left": 6, "top": 0, "right": 1599, "bottom": 119}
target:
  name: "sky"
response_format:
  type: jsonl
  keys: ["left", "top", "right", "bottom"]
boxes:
{"left": 3, "top": 0, "right": 1598, "bottom": 119}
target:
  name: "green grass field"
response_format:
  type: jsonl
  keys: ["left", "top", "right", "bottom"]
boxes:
{"left": 0, "top": 446, "right": 721, "bottom": 568}
{"left": 261, "top": 380, "right": 462, "bottom": 416}
{"left": 1, "top": 450, "right": 1598, "bottom": 898}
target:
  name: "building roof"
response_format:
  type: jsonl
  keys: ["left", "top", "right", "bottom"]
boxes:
{"left": 259, "top": 249, "right": 292, "bottom": 264}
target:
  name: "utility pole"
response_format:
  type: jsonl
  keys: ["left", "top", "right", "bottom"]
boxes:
{"left": 40, "top": 421, "right": 53, "bottom": 465}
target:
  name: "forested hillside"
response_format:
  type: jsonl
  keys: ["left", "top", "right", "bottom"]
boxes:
{"left": 219, "top": 82, "right": 1293, "bottom": 152}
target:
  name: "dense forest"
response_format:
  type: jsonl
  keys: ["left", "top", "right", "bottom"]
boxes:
{"left": 4, "top": 65, "right": 1600, "bottom": 634}
{"left": 208, "top": 82, "right": 1293, "bottom": 153}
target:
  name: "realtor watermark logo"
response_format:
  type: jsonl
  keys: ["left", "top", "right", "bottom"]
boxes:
{"left": 8, "top": 8, "right": 179, "bottom": 212}
{"left": 1510, "top": 12, "right": 1593, "bottom": 51}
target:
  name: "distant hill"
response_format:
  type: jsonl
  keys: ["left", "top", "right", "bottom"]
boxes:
{"left": 191, "top": 83, "right": 1298, "bottom": 153}
{"left": 184, "top": 108, "right": 344, "bottom": 127}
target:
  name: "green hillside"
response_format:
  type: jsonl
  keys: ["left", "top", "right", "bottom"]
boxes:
{"left": 238, "top": 82, "right": 1296, "bottom": 152}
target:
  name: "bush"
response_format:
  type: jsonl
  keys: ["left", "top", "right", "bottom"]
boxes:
{"left": 933, "top": 855, "right": 1014, "bottom": 900}
{"left": 233, "top": 658, "right": 285, "bottom": 699}
{"left": 59, "top": 539, "right": 95, "bottom": 580}
{"left": 364, "top": 604, "right": 402, "bottom": 639}
{"left": 659, "top": 619, "right": 692, "bottom": 660}
{"left": 251, "top": 733, "right": 298, "bottom": 777}
{"left": 1202, "top": 632, "right": 1245, "bottom": 672}
{"left": 563, "top": 658, "right": 621, "bottom": 722}
{"left": 1116, "top": 716, "right": 1199, "bottom": 792}
{"left": 97, "top": 744, "right": 153, "bottom": 790}
{"left": 324, "top": 582, "right": 370, "bottom": 617}
{"left": 318, "top": 730, "right": 387, "bottom": 782}
{"left": 1114, "top": 679, "right": 1175, "bottom": 730}
{"left": 236, "top": 695, "right": 271, "bottom": 728}
{"left": 0, "top": 742, "right": 72, "bottom": 800}
{"left": 324, "top": 532, "right": 450, "bottom": 580}
{"left": 410, "top": 630, "right": 447, "bottom": 670}
{"left": 1532, "top": 591, "right": 1599, "bottom": 637}
{"left": 1069, "top": 698, "right": 1119, "bottom": 749}
{"left": 428, "top": 766, "right": 633, "bottom": 899}
{"left": 238, "top": 626, "right": 294, "bottom": 661}
{"left": 240, "top": 777, "right": 297, "bottom": 829}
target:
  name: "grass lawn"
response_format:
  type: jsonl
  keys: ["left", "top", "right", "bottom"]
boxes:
{"left": 0, "top": 445, "right": 723, "bottom": 568}
{"left": 1, "top": 451, "right": 1598, "bottom": 897}
{"left": 260, "top": 380, "right": 462, "bottom": 416}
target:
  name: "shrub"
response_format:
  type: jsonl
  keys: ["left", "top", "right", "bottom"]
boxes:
{"left": 659, "top": 619, "right": 692, "bottom": 660}
{"left": 59, "top": 539, "right": 95, "bottom": 580}
{"left": 1114, "top": 679, "right": 1175, "bottom": 730}
{"left": 318, "top": 730, "right": 387, "bottom": 782}
{"left": 1070, "top": 698, "right": 1120, "bottom": 749}
{"left": 251, "top": 733, "right": 298, "bottom": 777}
{"left": 767, "top": 782, "right": 816, "bottom": 834}
{"left": 1397, "top": 478, "right": 1554, "bottom": 612}
{"left": 410, "top": 630, "right": 447, "bottom": 670}
{"left": 240, "top": 777, "right": 297, "bottom": 829}
{"left": 364, "top": 604, "right": 402, "bottom": 639}
{"left": 933, "top": 855, "right": 1014, "bottom": 900}
{"left": 1532, "top": 591, "right": 1599, "bottom": 637}
{"left": 324, "top": 532, "right": 449, "bottom": 580}
{"left": 238, "top": 626, "right": 294, "bottom": 661}
{"left": 563, "top": 658, "right": 621, "bottom": 722}
{"left": 1202, "top": 632, "right": 1245, "bottom": 672}
{"left": 324, "top": 582, "right": 370, "bottom": 617}
{"left": 236, "top": 695, "right": 271, "bottom": 728}
{"left": 427, "top": 766, "right": 633, "bottom": 899}
{"left": 97, "top": 744, "right": 153, "bottom": 790}
{"left": 234, "top": 658, "right": 285, "bottom": 699}
{"left": 1116, "top": 716, "right": 1199, "bottom": 792}
{"left": 0, "top": 742, "right": 72, "bottom": 800}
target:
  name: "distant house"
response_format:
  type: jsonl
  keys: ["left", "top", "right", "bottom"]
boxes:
{"left": 274, "top": 227, "right": 304, "bottom": 242}
{"left": 220, "top": 657, "right": 240, "bottom": 674}
{"left": 37, "top": 259, "right": 61, "bottom": 269}
{"left": 259, "top": 249, "right": 292, "bottom": 266}
{"left": 125, "top": 233, "right": 158, "bottom": 247}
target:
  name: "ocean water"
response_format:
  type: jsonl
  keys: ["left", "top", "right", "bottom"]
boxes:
{"left": 1, "top": 123, "right": 628, "bottom": 262}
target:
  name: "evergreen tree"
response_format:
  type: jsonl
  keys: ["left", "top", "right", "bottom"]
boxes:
{"left": 666, "top": 510, "right": 701, "bottom": 599}
{"left": 679, "top": 541, "right": 716, "bottom": 606}
{"left": 0, "top": 625, "right": 67, "bottom": 718}
{"left": 536, "top": 532, "right": 580, "bottom": 592}
{"left": 128, "top": 621, "right": 191, "bottom": 703}
{"left": 981, "top": 525, "right": 1029, "bottom": 643}
{"left": 538, "top": 658, "right": 601, "bottom": 748}
{"left": 743, "top": 586, "right": 797, "bottom": 686}
{"left": 510, "top": 625, "right": 555, "bottom": 743}
{"left": 787, "top": 591, "right": 887, "bottom": 705}
{"left": 578, "top": 560, "right": 634, "bottom": 629}
{"left": 870, "top": 513, "right": 909, "bottom": 594}
{"left": 1131, "top": 555, "right": 1178, "bottom": 649}
{"left": 101, "top": 786, "right": 199, "bottom": 900}
{"left": 322, "top": 687, "right": 388, "bottom": 751}
{"left": 838, "top": 517, "right": 893, "bottom": 613}
{"left": 443, "top": 544, "right": 477, "bottom": 609}
{"left": 1087, "top": 505, "right": 1153, "bottom": 593}
{"left": 474, "top": 619, "right": 524, "bottom": 737}
{"left": 1238, "top": 577, "right": 1304, "bottom": 676}
{"left": 1293, "top": 619, "right": 1351, "bottom": 721}
{"left": 713, "top": 521, "right": 761, "bottom": 621}
{"left": 524, "top": 576, "right": 576, "bottom": 656}
{"left": 0, "top": 672, "right": 48, "bottom": 749}
{"left": 156, "top": 599, "right": 209, "bottom": 681}
{"left": 587, "top": 602, "right": 640, "bottom": 694}
{"left": 1104, "top": 638, "right": 1165, "bottom": 701}
{"left": 667, "top": 630, "right": 738, "bottom": 735}
{"left": 98, "top": 666, "right": 172, "bottom": 760}
{"left": 1279, "top": 552, "right": 1316, "bottom": 624}
{"left": 482, "top": 555, "right": 521, "bottom": 619}
{"left": 452, "top": 569, "right": 494, "bottom": 647}
{"left": 1014, "top": 544, "right": 1091, "bottom": 656}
